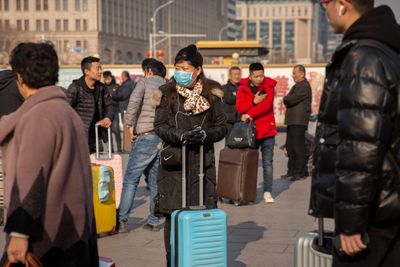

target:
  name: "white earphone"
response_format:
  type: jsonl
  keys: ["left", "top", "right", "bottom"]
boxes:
{"left": 339, "top": 5, "right": 345, "bottom": 16}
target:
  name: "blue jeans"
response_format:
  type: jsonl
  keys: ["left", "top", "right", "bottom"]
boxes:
{"left": 118, "top": 134, "right": 161, "bottom": 225}
{"left": 258, "top": 137, "right": 275, "bottom": 193}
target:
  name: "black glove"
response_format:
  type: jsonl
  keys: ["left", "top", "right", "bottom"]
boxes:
{"left": 180, "top": 126, "right": 207, "bottom": 144}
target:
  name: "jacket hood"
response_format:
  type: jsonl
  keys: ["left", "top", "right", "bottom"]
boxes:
{"left": 343, "top": 5, "right": 400, "bottom": 53}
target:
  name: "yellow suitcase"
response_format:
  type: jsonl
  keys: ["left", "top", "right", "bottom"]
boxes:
{"left": 92, "top": 164, "right": 117, "bottom": 235}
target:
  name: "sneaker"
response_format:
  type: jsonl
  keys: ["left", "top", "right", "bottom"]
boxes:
{"left": 118, "top": 220, "right": 128, "bottom": 233}
{"left": 281, "top": 174, "right": 293, "bottom": 179}
{"left": 264, "top": 192, "right": 274, "bottom": 203}
{"left": 142, "top": 223, "right": 160, "bottom": 232}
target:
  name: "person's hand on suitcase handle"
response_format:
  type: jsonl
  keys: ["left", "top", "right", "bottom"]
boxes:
{"left": 98, "top": 117, "right": 112, "bottom": 128}
{"left": 334, "top": 233, "right": 369, "bottom": 256}
{"left": 180, "top": 126, "right": 207, "bottom": 145}
{"left": 241, "top": 114, "right": 252, "bottom": 123}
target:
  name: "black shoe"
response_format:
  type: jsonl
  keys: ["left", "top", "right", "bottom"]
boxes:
{"left": 281, "top": 174, "right": 293, "bottom": 179}
{"left": 142, "top": 223, "right": 160, "bottom": 232}
{"left": 290, "top": 176, "right": 307, "bottom": 182}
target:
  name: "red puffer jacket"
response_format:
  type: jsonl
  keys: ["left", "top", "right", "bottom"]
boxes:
{"left": 236, "top": 77, "right": 277, "bottom": 139}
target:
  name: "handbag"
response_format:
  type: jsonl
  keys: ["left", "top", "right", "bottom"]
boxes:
{"left": 160, "top": 144, "right": 182, "bottom": 168}
{"left": 4, "top": 252, "right": 43, "bottom": 267}
{"left": 226, "top": 121, "right": 257, "bottom": 149}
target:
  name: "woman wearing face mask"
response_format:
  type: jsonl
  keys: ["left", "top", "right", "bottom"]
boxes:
{"left": 154, "top": 44, "right": 227, "bottom": 266}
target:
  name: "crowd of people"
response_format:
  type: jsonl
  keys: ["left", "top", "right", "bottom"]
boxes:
{"left": 0, "top": 1, "right": 399, "bottom": 266}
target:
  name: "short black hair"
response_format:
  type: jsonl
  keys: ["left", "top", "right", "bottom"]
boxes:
{"left": 141, "top": 58, "right": 157, "bottom": 71}
{"left": 103, "top": 70, "right": 113, "bottom": 78}
{"left": 353, "top": 0, "right": 374, "bottom": 14}
{"left": 121, "top": 70, "right": 130, "bottom": 79}
{"left": 9, "top": 42, "right": 59, "bottom": 89}
{"left": 81, "top": 56, "right": 100, "bottom": 75}
{"left": 249, "top": 63, "right": 264, "bottom": 74}
{"left": 146, "top": 60, "right": 166, "bottom": 78}
{"left": 229, "top": 66, "right": 241, "bottom": 74}
{"left": 294, "top": 65, "right": 306, "bottom": 75}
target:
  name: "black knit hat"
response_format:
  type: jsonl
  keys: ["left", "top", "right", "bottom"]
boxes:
{"left": 174, "top": 44, "right": 203, "bottom": 67}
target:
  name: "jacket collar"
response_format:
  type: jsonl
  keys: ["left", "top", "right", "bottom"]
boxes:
{"left": 0, "top": 86, "right": 66, "bottom": 144}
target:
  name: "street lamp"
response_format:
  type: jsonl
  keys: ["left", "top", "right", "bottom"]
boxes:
{"left": 218, "top": 22, "right": 235, "bottom": 41}
{"left": 151, "top": 0, "right": 174, "bottom": 58}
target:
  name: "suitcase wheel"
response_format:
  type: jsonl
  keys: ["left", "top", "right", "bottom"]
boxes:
{"left": 233, "top": 200, "right": 241, "bottom": 207}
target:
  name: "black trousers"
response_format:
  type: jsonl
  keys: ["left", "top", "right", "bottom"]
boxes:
{"left": 286, "top": 125, "right": 307, "bottom": 177}
{"left": 333, "top": 221, "right": 400, "bottom": 267}
{"left": 164, "top": 216, "right": 171, "bottom": 267}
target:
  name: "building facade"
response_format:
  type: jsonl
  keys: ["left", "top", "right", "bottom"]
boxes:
{"left": 0, "top": 0, "right": 228, "bottom": 65}
{"left": 234, "top": 0, "right": 330, "bottom": 63}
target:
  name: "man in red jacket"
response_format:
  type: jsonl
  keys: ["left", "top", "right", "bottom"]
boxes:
{"left": 236, "top": 63, "right": 277, "bottom": 203}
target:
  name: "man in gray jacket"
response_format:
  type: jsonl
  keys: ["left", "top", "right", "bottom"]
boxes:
{"left": 283, "top": 65, "right": 311, "bottom": 182}
{"left": 118, "top": 60, "right": 166, "bottom": 232}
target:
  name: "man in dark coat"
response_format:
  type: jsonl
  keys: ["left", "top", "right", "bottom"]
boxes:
{"left": 283, "top": 65, "right": 311, "bottom": 181}
{"left": 310, "top": 1, "right": 400, "bottom": 265}
{"left": 66, "top": 56, "right": 114, "bottom": 153}
{"left": 222, "top": 66, "right": 241, "bottom": 137}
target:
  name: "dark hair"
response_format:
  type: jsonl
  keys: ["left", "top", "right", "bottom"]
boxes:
{"left": 294, "top": 65, "right": 306, "bottom": 75}
{"left": 103, "top": 70, "right": 113, "bottom": 78}
{"left": 9, "top": 42, "right": 59, "bottom": 89}
{"left": 229, "top": 66, "right": 241, "bottom": 74}
{"left": 81, "top": 56, "right": 100, "bottom": 75}
{"left": 249, "top": 63, "right": 264, "bottom": 74}
{"left": 146, "top": 61, "right": 166, "bottom": 78}
{"left": 174, "top": 44, "right": 203, "bottom": 68}
{"left": 141, "top": 58, "right": 157, "bottom": 71}
{"left": 352, "top": 0, "right": 374, "bottom": 14}
{"left": 121, "top": 70, "right": 130, "bottom": 79}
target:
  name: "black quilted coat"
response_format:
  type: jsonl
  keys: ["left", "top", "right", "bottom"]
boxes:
{"left": 309, "top": 6, "right": 400, "bottom": 235}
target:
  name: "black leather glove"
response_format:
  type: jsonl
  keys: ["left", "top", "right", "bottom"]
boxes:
{"left": 180, "top": 126, "right": 207, "bottom": 144}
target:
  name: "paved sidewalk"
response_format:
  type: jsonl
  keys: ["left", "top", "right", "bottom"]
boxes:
{"left": 0, "top": 133, "right": 333, "bottom": 266}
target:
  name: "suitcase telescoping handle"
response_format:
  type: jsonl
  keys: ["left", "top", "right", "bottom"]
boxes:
{"left": 181, "top": 144, "right": 204, "bottom": 208}
{"left": 318, "top": 217, "right": 324, "bottom": 247}
{"left": 95, "top": 122, "right": 112, "bottom": 160}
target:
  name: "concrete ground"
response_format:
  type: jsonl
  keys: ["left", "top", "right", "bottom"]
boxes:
{"left": 0, "top": 133, "right": 333, "bottom": 266}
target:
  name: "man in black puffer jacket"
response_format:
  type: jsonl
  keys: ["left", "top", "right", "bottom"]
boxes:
{"left": 66, "top": 57, "right": 114, "bottom": 153}
{"left": 310, "top": 1, "right": 400, "bottom": 265}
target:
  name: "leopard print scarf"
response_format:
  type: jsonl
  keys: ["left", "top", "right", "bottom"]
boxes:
{"left": 176, "top": 81, "right": 210, "bottom": 115}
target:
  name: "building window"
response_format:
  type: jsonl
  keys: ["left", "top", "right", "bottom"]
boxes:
{"left": 44, "top": 19, "right": 49, "bottom": 31}
{"left": 0, "top": 0, "right": 2, "bottom": 11}
{"left": 260, "top": 21, "right": 269, "bottom": 42}
{"left": 55, "top": 0, "right": 61, "bottom": 11}
{"left": 56, "top": 19, "right": 61, "bottom": 31}
{"left": 36, "top": 19, "right": 42, "bottom": 31}
{"left": 82, "top": 0, "right": 87, "bottom": 11}
{"left": 63, "top": 19, "right": 68, "bottom": 31}
{"left": 17, "top": 20, "right": 22, "bottom": 31}
{"left": 4, "top": 0, "right": 9, "bottom": 11}
{"left": 5, "top": 20, "right": 10, "bottom": 30}
{"left": 76, "top": 40, "right": 81, "bottom": 48}
{"left": 83, "top": 19, "right": 87, "bottom": 31}
{"left": 63, "top": 40, "right": 69, "bottom": 52}
{"left": 17, "top": 0, "right": 21, "bottom": 11}
{"left": 83, "top": 40, "right": 87, "bottom": 50}
{"left": 305, "top": 7, "right": 308, "bottom": 16}
{"left": 236, "top": 4, "right": 241, "bottom": 17}
{"left": 24, "top": 0, "right": 28, "bottom": 10}
{"left": 285, "top": 20, "right": 295, "bottom": 58}
{"left": 63, "top": 0, "right": 68, "bottom": 11}
{"left": 247, "top": 20, "right": 256, "bottom": 40}
{"left": 24, "top": 19, "right": 29, "bottom": 30}
{"left": 253, "top": 7, "right": 256, "bottom": 17}
{"left": 75, "top": 0, "right": 79, "bottom": 11}
{"left": 36, "top": 0, "right": 40, "bottom": 10}
{"left": 43, "top": 0, "right": 48, "bottom": 10}
{"left": 75, "top": 19, "right": 81, "bottom": 31}
{"left": 272, "top": 20, "right": 282, "bottom": 55}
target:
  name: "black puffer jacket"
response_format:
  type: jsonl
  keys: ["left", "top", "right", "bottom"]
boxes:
{"left": 66, "top": 76, "right": 114, "bottom": 141}
{"left": 154, "top": 80, "right": 227, "bottom": 216}
{"left": 0, "top": 70, "right": 24, "bottom": 117}
{"left": 222, "top": 80, "right": 239, "bottom": 124}
{"left": 309, "top": 6, "right": 400, "bottom": 235}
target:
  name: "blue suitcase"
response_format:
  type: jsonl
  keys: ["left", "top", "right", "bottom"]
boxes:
{"left": 171, "top": 145, "right": 227, "bottom": 267}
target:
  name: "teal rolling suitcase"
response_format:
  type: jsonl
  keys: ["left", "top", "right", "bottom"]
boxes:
{"left": 170, "top": 145, "right": 227, "bottom": 267}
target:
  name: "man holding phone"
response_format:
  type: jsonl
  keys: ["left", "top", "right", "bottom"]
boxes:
{"left": 236, "top": 63, "right": 277, "bottom": 203}
{"left": 283, "top": 65, "right": 312, "bottom": 182}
